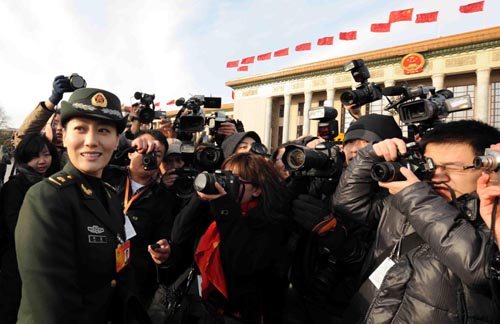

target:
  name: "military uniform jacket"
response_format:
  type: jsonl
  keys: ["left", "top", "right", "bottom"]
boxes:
{"left": 15, "top": 162, "right": 132, "bottom": 324}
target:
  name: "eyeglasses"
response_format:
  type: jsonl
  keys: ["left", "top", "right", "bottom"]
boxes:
{"left": 433, "top": 164, "right": 476, "bottom": 174}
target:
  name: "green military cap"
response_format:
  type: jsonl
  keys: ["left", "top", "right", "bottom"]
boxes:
{"left": 60, "top": 88, "right": 127, "bottom": 134}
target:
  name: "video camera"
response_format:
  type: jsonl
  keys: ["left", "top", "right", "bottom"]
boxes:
{"left": 383, "top": 84, "right": 472, "bottom": 138}
{"left": 134, "top": 91, "right": 156, "bottom": 124}
{"left": 371, "top": 142, "right": 435, "bottom": 182}
{"left": 173, "top": 95, "right": 222, "bottom": 134}
{"left": 282, "top": 141, "right": 345, "bottom": 179}
{"left": 340, "top": 59, "right": 383, "bottom": 108}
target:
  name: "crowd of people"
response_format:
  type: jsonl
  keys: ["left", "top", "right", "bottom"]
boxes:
{"left": 0, "top": 74, "right": 500, "bottom": 324}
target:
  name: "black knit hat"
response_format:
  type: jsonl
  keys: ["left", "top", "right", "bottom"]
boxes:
{"left": 344, "top": 114, "right": 402, "bottom": 144}
{"left": 60, "top": 88, "right": 127, "bottom": 134}
{"left": 221, "top": 131, "right": 261, "bottom": 158}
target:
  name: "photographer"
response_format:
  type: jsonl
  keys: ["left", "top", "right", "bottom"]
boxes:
{"left": 103, "top": 129, "right": 174, "bottom": 307}
{"left": 340, "top": 120, "right": 500, "bottom": 323}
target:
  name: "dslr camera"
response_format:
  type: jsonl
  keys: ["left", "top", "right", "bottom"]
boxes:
{"left": 142, "top": 151, "right": 158, "bottom": 171}
{"left": 68, "top": 73, "right": 87, "bottom": 90}
{"left": 168, "top": 167, "right": 200, "bottom": 198}
{"left": 371, "top": 142, "right": 435, "bottom": 182}
{"left": 308, "top": 106, "right": 339, "bottom": 141}
{"left": 282, "top": 141, "right": 345, "bottom": 178}
{"left": 193, "top": 169, "right": 241, "bottom": 200}
{"left": 474, "top": 148, "right": 500, "bottom": 185}
{"left": 134, "top": 91, "right": 156, "bottom": 124}
{"left": 340, "top": 59, "right": 382, "bottom": 107}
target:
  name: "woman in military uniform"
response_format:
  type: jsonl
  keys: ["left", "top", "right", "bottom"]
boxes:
{"left": 15, "top": 88, "right": 159, "bottom": 324}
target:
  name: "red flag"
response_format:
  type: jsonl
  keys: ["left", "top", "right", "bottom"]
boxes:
{"left": 339, "top": 31, "right": 357, "bottom": 40}
{"left": 371, "top": 22, "right": 391, "bottom": 32}
{"left": 459, "top": 1, "right": 484, "bottom": 13}
{"left": 389, "top": 8, "right": 413, "bottom": 23}
{"left": 226, "top": 60, "right": 239, "bottom": 68}
{"left": 274, "top": 48, "right": 289, "bottom": 57}
{"left": 257, "top": 52, "right": 272, "bottom": 61}
{"left": 241, "top": 56, "right": 255, "bottom": 64}
{"left": 154, "top": 102, "right": 160, "bottom": 107}
{"left": 295, "top": 42, "right": 311, "bottom": 51}
{"left": 237, "top": 66, "right": 248, "bottom": 72}
{"left": 231, "top": 91, "right": 235, "bottom": 100}
{"left": 415, "top": 11, "right": 439, "bottom": 23}
{"left": 317, "top": 36, "right": 334, "bottom": 46}
{"left": 166, "top": 99, "right": 175, "bottom": 105}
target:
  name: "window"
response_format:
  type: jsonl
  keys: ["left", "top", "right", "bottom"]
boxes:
{"left": 278, "top": 126, "right": 283, "bottom": 144}
{"left": 279, "top": 104, "right": 284, "bottom": 118}
{"left": 445, "top": 85, "right": 475, "bottom": 121}
{"left": 368, "top": 99, "right": 384, "bottom": 115}
{"left": 491, "top": 82, "right": 500, "bottom": 129}
{"left": 297, "top": 125, "right": 303, "bottom": 137}
{"left": 319, "top": 100, "right": 325, "bottom": 107}
{"left": 298, "top": 102, "right": 304, "bottom": 116}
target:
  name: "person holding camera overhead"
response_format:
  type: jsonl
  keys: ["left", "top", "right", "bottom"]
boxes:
{"left": 14, "top": 74, "right": 86, "bottom": 166}
{"left": 335, "top": 119, "right": 500, "bottom": 323}
{"left": 15, "top": 87, "right": 154, "bottom": 324}
{"left": 103, "top": 129, "right": 174, "bottom": 308}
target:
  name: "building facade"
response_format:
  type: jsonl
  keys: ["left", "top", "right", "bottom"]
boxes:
{"left": 226, "top": 27, "right": 500, "bottom": 151}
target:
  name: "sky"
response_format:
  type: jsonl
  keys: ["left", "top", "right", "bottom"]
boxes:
{"left": 1, "top": 0, "right": 499, "bottom": 128}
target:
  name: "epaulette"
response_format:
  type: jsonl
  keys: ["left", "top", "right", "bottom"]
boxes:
{"left": 47, "top": 173, "right": 76, "bottom": 189}
{"left": 103, "top": 181, "right": 117, "bottom": 194}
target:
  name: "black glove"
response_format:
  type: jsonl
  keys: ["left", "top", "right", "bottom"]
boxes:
{"left": 292, "top": 194, "right": 332, "bottom": 232}
{"left": 48, "top": 75, "right": 72, "bottom": 105}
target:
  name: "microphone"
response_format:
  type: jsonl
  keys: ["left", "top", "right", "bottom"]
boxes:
{"left": 382, "top": 86, "right": 406, "bottom": 96}
{"left": 175, "top": 97, "right": 185, "bottom": 106}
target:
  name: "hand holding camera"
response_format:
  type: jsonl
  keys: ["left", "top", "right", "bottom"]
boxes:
{"left": 49, "top": 74, "right": 86, "bottom": 105}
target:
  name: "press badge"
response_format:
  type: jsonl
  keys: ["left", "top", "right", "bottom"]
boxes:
{"left": 369, "top": 257, "right": 395, "bottom": 289}
{"left": 115, "top": 240, "right": 131, "bottom": 273}
{"left": 124, "top": 215, "right": 137, "bottom": 240}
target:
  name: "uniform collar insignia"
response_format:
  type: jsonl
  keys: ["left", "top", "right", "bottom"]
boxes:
{"left": 81, "top": 184, "right": 93, "bottom": 196}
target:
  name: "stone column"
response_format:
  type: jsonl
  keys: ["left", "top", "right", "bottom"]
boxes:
{"left": 303, "top": 91, "right": 312, "bottom": 135}
{"left": 283, "top": 94, "right": 291, "bottom": 143}
{"left": 326, "top": 88, "right": 335, "bottom": 107}
{"left": 476, "top": 68, "right": 491, "bottom": 123}
{"left": 431, "top": 73, "right": 445, "bottom": 91}
{"left": 264, "top": 97, "right": 273, "bottom": 149}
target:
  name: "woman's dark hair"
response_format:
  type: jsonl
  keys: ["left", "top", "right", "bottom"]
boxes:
{"left": 222, "top": 152, "right": 291, "bottom": 221}
{"left": 15, "top": 133, "right": 60, "bottom": 175}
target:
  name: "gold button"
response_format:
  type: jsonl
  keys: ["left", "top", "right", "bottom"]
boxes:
{"left": 110, "top": 279, "right": 117, "bottom": 288}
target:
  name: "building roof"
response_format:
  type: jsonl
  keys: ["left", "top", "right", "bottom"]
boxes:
{"left": 226, "top": 26, "right": 500, "bottom": 88}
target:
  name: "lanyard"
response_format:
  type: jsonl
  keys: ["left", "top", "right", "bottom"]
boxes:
{"left": 123, "top": 177, "right": 147, "bottom": 215}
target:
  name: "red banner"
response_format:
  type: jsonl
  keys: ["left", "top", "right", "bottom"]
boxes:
{"left": 317, "top": 36, "right": 334, "bottom": 46}
{"left": 459, "top": 1, "right": 484, "bottom": 13}
{"left": 257, "top": 52, "right": 272, "bottom": 61}
{"left": 241, "top": 56, "right": 255, "bottom": 64}
{"left": 295, "top": 42, "right": 312, "bottom": 51}
{"left": 389, "top": 8, "right": 413, "bottom": 23}
{"left": 226, "top": 60, "right": 239, "bottom": 68}
{"left": 371, "top": 23, "right": 391, "bottom": 33}
{"left": 339, "top": 31, "right": 357, "bottom": 40}
{"left": 237, "top": 66, "right": 249, "bottom": 72}
{"left": 274, "top": 48, "right": 289, "bottom": 57}
{"left": 415, "top": 11, "right": 439, "bottom": 23}
{"left": 166, "top": 100, "right": 175, "bottom": 105}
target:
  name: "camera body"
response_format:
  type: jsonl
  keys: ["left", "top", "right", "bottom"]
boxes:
{"left": 282, "top": 141, "right": 345, "bottom": 178}
{"left": 68, "top": 73, "right": 87, "bottom": 90}
{"left": 340, "top": 59, "right": 382, "bottom": 107}
{"left": 371, "top": 142, "right": 435, "bottom": 182}
{"left": 142, "top": 151, "right": 158, "bottom": 171}
{"left": 134, "top": 91, "right": 156, "bottom": 124}
{"left": 193, "top": 169, "right": 241, "bottom": 200}
{"left": 474, "top": 148, "right": 500, "bottom": 185}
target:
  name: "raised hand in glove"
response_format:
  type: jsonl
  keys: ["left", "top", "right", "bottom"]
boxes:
{"left": 48, "top": 75, "right": 72, "bottom": 105}
{"left": 292, "top": 194, "right": 333, "bottom": 232}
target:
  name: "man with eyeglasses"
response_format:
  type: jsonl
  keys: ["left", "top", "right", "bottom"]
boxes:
{"left": 333, "top": 119, "right": 500, "bottom": 323}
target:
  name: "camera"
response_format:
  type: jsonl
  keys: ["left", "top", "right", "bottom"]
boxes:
{"left": 340, "top": 59, "right": 382, "bottom": 107}
{"left": 308, "top": 106, "right": 339, "bottom": 141}
{"left": 282, "top": 141, "right": 345, "bottom": 178}
{"left": 169, "top": 167, "right": 200, "bottom": 198}
{"left": 371, "top": 142, "right": 435, "bottom": 182}
{"left": 134, "top": 91, "right": 156, "bottom": 124}
{"left": 68, "top": 73, "right": 87, "bottom": 90}
{"left": 194, "top": 143, "right": 224, "bottom": 172}
{"left": 474, "top": 148, "right": 500, "bottom": 185}
{"left": 173, "top": 95, "right": 222, "bottom": 134}
{"left": 193, "top": 169, "right": 241, "bottom": 200}
{"left": 142, "top": 151, "right": 158, "bottom": 171}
